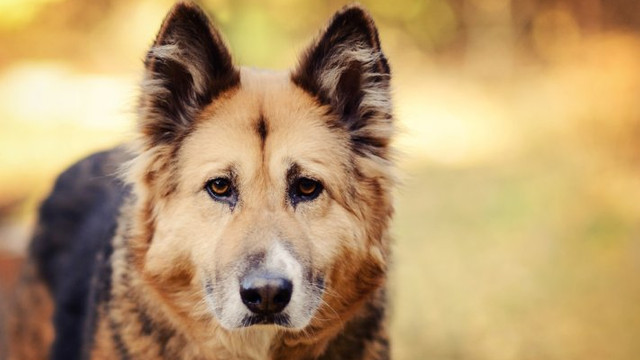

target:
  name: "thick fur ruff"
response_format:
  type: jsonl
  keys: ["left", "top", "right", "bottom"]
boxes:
{"left": 8, "top": 2, "right": 395, "bottom": 359}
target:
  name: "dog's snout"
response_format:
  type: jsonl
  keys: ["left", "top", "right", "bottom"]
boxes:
{"left": 240, "top": 272, "right": 293, "bottom": 315}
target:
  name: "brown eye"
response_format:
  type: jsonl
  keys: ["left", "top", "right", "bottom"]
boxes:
{"left": 298, "top": 178, "right": 317, "bottom": 195}
{"left": 291, "top": 177, "right": 323, "bottom": 203}
{"left": 206, "top": 178, "right": 232, "bottom": 197}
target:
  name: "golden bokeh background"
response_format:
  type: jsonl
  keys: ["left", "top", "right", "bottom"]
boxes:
{"left": 1, "top": 0, "right": 640, "bottom": 359}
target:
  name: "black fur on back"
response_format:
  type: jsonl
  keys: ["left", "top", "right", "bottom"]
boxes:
{"left": 29, "top": 147, "right": 130, "bottom": 360}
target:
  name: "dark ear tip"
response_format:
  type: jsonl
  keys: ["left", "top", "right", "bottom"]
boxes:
{"left": 168, "top": 1, "right": 206, "bottom": 16}
{"left": 328, "top": 3, "right": 381, "bottom": 48}
{"left": 334, "top": 3, "right": 373, "bottom": 19}
{"left": 155, "top": 2, "right": 210, "bottom": 41}
{"left": 333, "top": 4, "right": 376, "bottom": 26}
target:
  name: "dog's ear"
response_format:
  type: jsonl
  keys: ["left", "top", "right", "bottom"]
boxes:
{"left": 292, "top": 5, "right": 392, "bottom": 158}
{"left": 139, "top": 2, "right": 239, "bottom": 147}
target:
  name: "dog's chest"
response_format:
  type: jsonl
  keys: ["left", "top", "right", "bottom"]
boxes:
{"left": 198, "top": 327, "right": 278, "bottom": 360}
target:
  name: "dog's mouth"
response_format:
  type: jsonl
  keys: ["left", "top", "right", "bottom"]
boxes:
{"left": 240, "top": 313, "right": 292, "bottom": 327}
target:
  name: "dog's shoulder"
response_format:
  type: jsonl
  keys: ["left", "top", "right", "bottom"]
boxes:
{"left": 29, "top": 146, "right": 131, "bottom": 359}
{"left": 30, "top": 146, "right": 130, "bottom": 290}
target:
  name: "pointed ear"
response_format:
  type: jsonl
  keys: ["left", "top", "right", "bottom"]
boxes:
{"left": 292, "top": 5, "right": 392, "bottom": 158}
{"left": 139, "top": 2, "right": 239, "bottom": 147}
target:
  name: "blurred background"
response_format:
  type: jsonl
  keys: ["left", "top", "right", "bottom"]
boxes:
{"left": 1, "top": 0, "right": 640, "bottom": 359}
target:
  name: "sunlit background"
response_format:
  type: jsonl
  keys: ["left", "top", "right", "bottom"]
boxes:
{"left": 1, "top": 0, "right": 640, "bottom": 359}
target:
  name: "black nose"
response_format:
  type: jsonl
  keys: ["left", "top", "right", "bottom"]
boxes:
{"left": 240, "top": 272, "right": 293, "bottom": 315}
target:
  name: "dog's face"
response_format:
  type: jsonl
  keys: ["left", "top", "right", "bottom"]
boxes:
{"left": 129, "top": 3, "right": 394, "bottom": 333}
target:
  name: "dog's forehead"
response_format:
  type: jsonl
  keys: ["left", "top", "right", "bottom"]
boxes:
{"left": 181, "top": 67, "right": 348, "bottom": 177}
{"left": 197, "top": 67, "right": 326, "bottom": 129}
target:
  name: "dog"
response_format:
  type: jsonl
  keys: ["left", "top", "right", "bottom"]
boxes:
{"left": 8, "top": 2, "right": 395, "bottom": 359}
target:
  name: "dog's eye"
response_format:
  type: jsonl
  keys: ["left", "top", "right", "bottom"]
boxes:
{"left": 205, "top": 178, "right": 232, "bottom": 198}
{"left": 298, "top": 178, "right": 318, "bottom": 195}
{"left": 292, "top": 177, "right": 323, "bottom": 202}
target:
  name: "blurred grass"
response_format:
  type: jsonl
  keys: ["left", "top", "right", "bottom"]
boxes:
{"left": 1, "top": 0, "right": 640, "bottom": 359}
{"left": 392, "top": 155, "right": 640, "bottom": 359}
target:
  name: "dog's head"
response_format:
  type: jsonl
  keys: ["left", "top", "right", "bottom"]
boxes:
{"left": 127, "top": 2, "right": 394, "bottom": 333}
